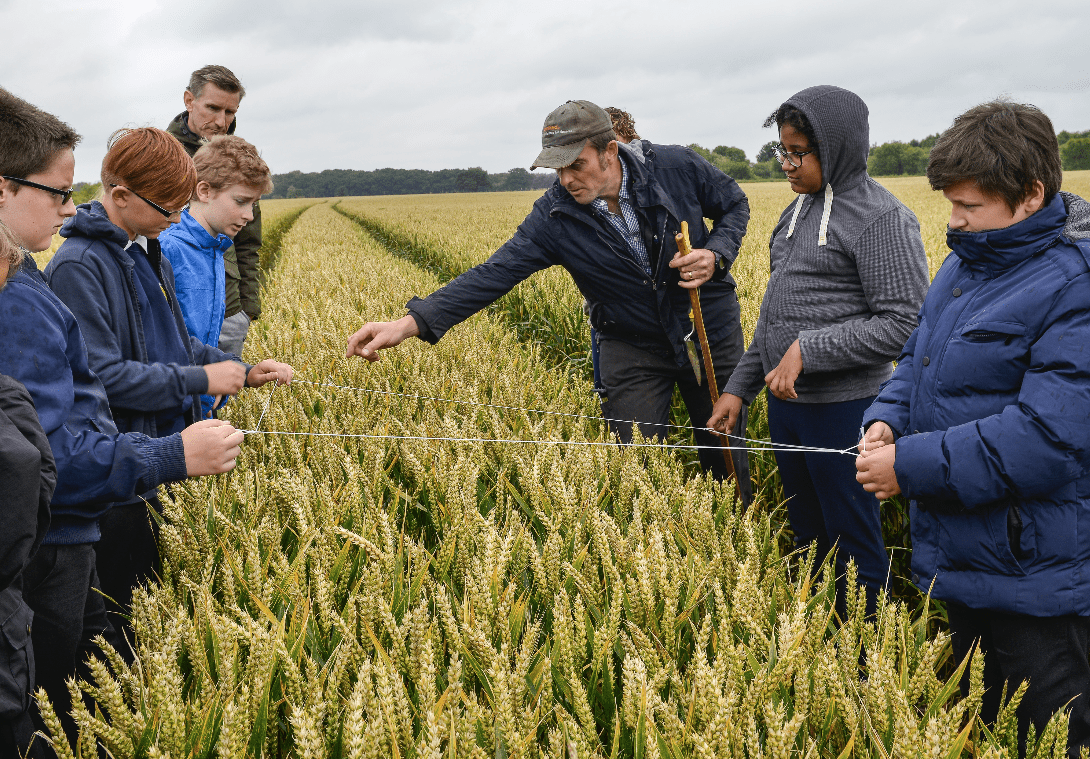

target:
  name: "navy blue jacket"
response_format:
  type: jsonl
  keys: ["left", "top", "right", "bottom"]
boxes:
{"left": 863, "top": 194, "right": 1090, "bottom": 616}
{"left": 407, "top": 141, "right": 750, "bottom": 367}
{"left": 0, "top": 256, "right": 187, "bottom": 544}
{"left": 46, "top": 202, "right": 246, "bottom": 438}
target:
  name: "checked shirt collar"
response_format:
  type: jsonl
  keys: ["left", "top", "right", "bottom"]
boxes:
{"left": 591, "top": 158, "right": 651, "bottom": 276}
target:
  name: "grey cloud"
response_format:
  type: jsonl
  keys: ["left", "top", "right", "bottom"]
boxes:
{"left": 3, "top": 0, "right": 1087, "bottom": 182}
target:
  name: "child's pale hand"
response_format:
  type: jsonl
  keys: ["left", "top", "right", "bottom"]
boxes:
{"left": 205, "top": 361, "right": 247, "bottom": 396}
{"left": 247, "top": 359, "right": 293, "bottom": 387}
{"left": 859, "top": 421, "right": 895, "bottom": 452}
{"left": 182, "top": 419, "right": 244, "bottom": 476}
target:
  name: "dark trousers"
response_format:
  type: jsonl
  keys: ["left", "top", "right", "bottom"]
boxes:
{"left": 20, "top": 544, "right": 113, "bottom": 747}
{"left": 598, "top": 331, "right": 752, "bottom": 505}
{"left": 0, "top": 711, "right": 45, "bottom": 759}
{"left": 948, "top": 603, "right": 1090, "bottom": 758}
{"left": 95, "top": 499, "right": 162, "bottom": 661}
{"left": 767, "top": 395, "right": 887, "bottom": 614}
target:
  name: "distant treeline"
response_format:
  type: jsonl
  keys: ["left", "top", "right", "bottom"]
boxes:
{"left": 265, "top": 167, "right": 554, "bottom": 199}
{"left": 692, "top": 128, "right": 1090, "bottom": 181}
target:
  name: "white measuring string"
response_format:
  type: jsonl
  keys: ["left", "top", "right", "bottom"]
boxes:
{"left": 255, "top": 380, "right": 278, "bottom": 431}
{"left": 238, "top": 428, "right": 856, "bottom": 455}
{"left": 242, "top": 378, "right": 858, "bottom": 457}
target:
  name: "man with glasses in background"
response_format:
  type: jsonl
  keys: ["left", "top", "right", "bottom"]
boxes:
{"left": 167, "top": 65, "right": 264, "bottom": 357}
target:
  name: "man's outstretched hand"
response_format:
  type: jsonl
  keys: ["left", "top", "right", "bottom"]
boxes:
{"left": 346, "top": 315, "right": 420, "bottom": 362}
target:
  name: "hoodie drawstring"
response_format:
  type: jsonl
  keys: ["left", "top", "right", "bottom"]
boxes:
{"left": 818, "top": 184, "right": 834, "bottom": 247}
{"left": 786, "top": 185, "right": 834, "bottom": 245}
{"left": 786, "top": 195, "right": 804, "bottom": 239}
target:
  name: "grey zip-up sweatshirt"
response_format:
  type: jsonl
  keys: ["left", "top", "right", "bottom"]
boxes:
{"left": 725, "top": 85, "right": 930, "bottom": 404}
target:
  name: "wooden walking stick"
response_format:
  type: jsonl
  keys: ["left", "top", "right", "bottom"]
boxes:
{"left": 676, "top": 221, "right": 739, "bottom": 493}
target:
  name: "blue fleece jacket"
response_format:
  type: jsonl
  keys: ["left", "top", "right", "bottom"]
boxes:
{"left": 160, "top": 211, "right": 231, "bottom": 347}
{"left": 160, "top": 211, "right": 234, "bottom": 417}
{"left": 0, "top": 256, "right": 187, "bottom": 544}
{"left": 45, "top": 201, "right": 247, "bottom": 438}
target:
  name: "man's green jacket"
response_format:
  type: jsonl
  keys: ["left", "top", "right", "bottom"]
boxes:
{"left": 166, "top": 112, "right": 262, "bottom": 321}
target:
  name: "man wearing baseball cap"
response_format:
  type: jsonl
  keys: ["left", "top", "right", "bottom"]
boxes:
{"left": 347, "top": 100, "right": 752, "bottom": 498}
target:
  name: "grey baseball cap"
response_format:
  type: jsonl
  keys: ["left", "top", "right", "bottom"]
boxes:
{"left": 530, "top": 100, "right": 614, "bottom": 170}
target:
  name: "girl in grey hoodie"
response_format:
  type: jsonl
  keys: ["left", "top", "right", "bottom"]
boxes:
{"left": 710, "top": 85, "right": 929, "bottom": 611}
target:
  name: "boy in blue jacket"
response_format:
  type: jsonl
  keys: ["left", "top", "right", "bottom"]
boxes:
{"left": 0, "top": 90, "right": 247, "bottom": 749}
{"left": 161, "top": 135, "right": 272, "bottom": 417}
{"left": 857, "top": 101, "right": 1090, "bottom": 755}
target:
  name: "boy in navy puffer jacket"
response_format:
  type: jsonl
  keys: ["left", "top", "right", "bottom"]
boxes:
{"left": 857, "top": 101, "right": 1090, "bottom": 757}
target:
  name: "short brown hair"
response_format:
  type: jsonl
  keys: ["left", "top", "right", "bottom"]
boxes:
{"left": 589, "top": 129, "right": 619, "bottom": 154}
{"left": 0, "top": 220, "right": 25, "bottom": 286}
{"left": 186, "top": 65, "right": 246, "bottom": 100}
{"left": 606, "top": 107, "right": 640, "bottom": 142}
{"left": 101, "top": 128, "right": 197, "bottom": 213}
{"left": 192, "top": 135, "right": 273, "bottom": 197}
{"left": 927, "top": 100, "right": 1062, "bottom": 212}
{"left": 0, "top": 87, "right": 81, "bottom": 184}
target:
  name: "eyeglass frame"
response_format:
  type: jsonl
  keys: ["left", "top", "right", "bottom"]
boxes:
{"left": 1, "top": 175, "right": 74, "bottom": 205}
{"left": 773, "top": 144, "right": 816, "bottom": 169}
{"left": 108, "top": 184, "right": 184, "bottom": 218}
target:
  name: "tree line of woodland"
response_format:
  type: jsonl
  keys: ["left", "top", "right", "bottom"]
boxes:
{"left": 48, "top": 128, "right": 1063, "bottom": 201}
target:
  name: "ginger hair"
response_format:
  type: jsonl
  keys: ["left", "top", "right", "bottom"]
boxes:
{"left": 101, "top": 128, "right": 196, "bottom": 212}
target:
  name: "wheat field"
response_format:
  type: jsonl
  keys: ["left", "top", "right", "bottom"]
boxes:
{"left": 33, "top": 173, "right": 1090, "bottom": 758}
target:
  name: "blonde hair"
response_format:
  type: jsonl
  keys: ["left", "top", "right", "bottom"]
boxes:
{"left": 192, "top": 135, "right": 273, "bottom": 197}
{"left": 0, "top": 220, "right": 25, "bottom": 286}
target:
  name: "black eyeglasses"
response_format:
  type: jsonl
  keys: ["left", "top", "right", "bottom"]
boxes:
{"left": 108, "top": 184, "right": 184, "bottom": 218}
{"left": 2, "top": 175, "right": 74, "bottom": 205}
{"left": 773, "top": 144, "right": 816, "bottom": 169}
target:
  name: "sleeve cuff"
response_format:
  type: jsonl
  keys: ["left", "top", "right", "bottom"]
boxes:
{"left": 894, "top": 431, "right": 950, "bottom": 501}
{"left": 406, "top": 300, "right": 439, "bottom": 344}
{"left": 137, "top": 433, "right": 188, "bottom": 488}
{"left": 182, "top": 366, "right": 209, "bottom": 395}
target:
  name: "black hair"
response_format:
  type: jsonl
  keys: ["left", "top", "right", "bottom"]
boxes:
{"left": 764, "top": 104, "right": 819, "bottom": 160}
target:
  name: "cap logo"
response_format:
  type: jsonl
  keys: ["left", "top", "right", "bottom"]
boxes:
{"left": 543, "top": 125, "right": 560, "bottom": 134}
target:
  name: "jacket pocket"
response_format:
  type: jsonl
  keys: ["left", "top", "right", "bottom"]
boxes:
{"left": 0, "top": 601, "right": 34, "bottom": 718}
{"left": 936, "top": 502, "right": 1026, "bottom": 577}
{"left": 936, "top": 320, "right": 1028, "bottom": 394}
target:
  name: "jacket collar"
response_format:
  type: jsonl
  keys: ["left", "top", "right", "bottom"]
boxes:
{"left": 175, "top": 210, "right": 234, "bottom": 253}
{"left": 947, "top": 193, "right": 1068, "bottom": 275}
{"left": 548, "top": 141, "right": 678, "bottom": 220}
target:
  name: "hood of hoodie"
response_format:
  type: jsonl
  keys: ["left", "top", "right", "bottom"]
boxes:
{"left": 785, "top": 85, "right": 869, "bottom": 193}
{"left": 165, "top": 210, "right": 234, "bottom": 255}
{"left": 60, "top": 200, "right": 130, "bottom": 248}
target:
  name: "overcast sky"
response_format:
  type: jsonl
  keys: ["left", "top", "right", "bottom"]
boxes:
{"left": 4, "top": 0, "right": 1088, "bottom": 184}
